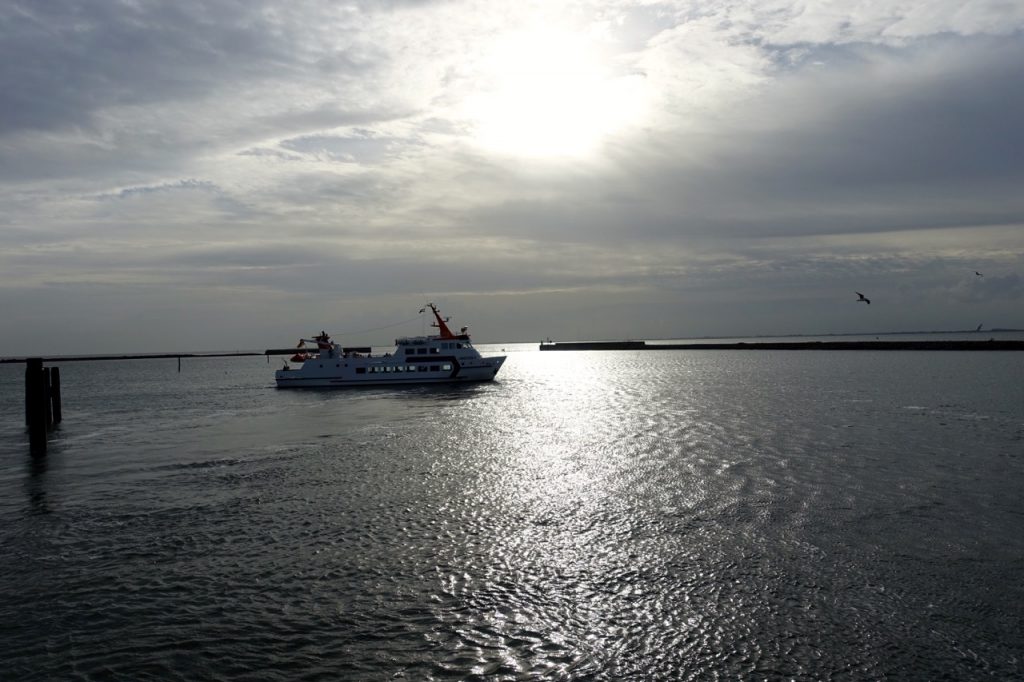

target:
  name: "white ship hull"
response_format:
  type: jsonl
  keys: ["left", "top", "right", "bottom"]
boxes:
{"left": 275, "top": 355, "right": 505, "bottom": 388}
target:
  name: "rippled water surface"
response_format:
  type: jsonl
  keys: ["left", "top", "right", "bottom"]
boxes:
{"left": 2, "top": 347, "right": 1023, "bottom": 680}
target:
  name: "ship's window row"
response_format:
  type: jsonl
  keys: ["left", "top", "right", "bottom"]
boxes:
{"left": 403, "top": 343, "right": 464, "bottom": 355}
{"left": 355, "top": 364, "right": 451, "bottom": 374}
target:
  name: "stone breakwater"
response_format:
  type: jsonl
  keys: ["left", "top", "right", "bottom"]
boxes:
{"left": 540, "top": 340, "right": 1024, "bottom": 351}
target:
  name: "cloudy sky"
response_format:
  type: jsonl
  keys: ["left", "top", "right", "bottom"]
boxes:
{"left": 2, "top": 0, "right": 1023, "bottom": 353}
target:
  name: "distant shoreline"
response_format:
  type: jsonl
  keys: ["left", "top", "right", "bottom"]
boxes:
{"left": 3, "top": 330, "right": 1022, "bottom": 363}
{"left": 540, "top": 340, "right": 1024, "bottom": 351}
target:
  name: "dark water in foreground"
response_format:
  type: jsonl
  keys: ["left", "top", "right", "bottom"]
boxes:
{"left": 1, "top": 347, "right": 1023, "bottom": 680}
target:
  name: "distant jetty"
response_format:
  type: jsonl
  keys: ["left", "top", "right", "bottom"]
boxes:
{"left": 540, "top": 340, "right": 1024, "bottom": 351}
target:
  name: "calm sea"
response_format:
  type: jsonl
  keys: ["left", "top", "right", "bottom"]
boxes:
{"left": 1, "top": 346, "right": 1023, "bottom": 680}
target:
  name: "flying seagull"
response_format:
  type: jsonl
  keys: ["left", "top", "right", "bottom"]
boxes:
{"left": 976, "top": 323, "right": 983, "bottom": 331}
{"left": 976, "top": 271, "right": 984, "bottom": 277}
{"left": 855, "top": 292, "right": 871, "bottom": 305}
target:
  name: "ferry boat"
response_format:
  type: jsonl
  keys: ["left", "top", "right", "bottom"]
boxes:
{"left": 275, "top": 304, "right": 506, "bottom": 388}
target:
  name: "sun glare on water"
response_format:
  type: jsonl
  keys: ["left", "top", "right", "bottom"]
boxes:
{"left": 465, "top": 27, "right": 647, "bottom": 159}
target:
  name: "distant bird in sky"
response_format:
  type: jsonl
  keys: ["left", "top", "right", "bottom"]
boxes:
{"left": 976, "top": 323, "right": 983, "bottom": 331}
{"left": 976, "top": 271, "right": 984, "bottom": 277}
{"left": 855, "top": 292, "right": 871, "bottom": 305}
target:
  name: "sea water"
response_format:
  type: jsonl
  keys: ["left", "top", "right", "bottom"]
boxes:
{"left": 1, "top": 347, "right": 1022, "bottom": 680}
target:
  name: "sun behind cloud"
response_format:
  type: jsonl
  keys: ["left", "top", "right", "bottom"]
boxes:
{"left": 462, "top": 25, "right": 648, "bottom": 159}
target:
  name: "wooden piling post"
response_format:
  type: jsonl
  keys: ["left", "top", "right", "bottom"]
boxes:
{"left": 178, "top": 356, "right": 181, "bottom": 373}
{"left": 42, "top": 367, "right": 53, "bottom": 429}
{"left": 50, "top": 366, "right": 62, "bottom": 424}
{"left": 25, "top": 363, "right": 32, "bottom": 426}
{"left": 25, "top": 358, "right": 47, "bottom": 455}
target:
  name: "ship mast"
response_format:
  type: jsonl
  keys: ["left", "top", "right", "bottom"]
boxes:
{"left": 422, "top": 303, "right": 468, "bottom": 340}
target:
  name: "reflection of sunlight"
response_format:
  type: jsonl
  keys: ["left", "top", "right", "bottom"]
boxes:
{"left": 480, "top": 351, "right": 624, "bottom": 531}
{"left": 517, "top": 352, "right": 607, "bottom": 452}
{"left": 464, "top": 27, "right": 648, "bottom": 159}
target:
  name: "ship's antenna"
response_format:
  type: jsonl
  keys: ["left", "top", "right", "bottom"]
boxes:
{"left": 422, "top": 302, "right": 456, "bottom": 338}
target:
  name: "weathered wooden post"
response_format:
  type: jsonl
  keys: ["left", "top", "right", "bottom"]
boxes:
{"left": 25, "top": 358, "right": 47, "bottom": 455}
{"left": 50, "top": 366, "right": 62, "bottom": 424}
{"left": 24, "top": 362, "right": 32, "bottom": 426}
{"left": 42, "top": 367, "right": 53, "bottom": 429}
